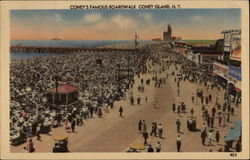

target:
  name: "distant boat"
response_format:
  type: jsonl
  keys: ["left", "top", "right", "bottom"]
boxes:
{"left": 15, "top": 43, "right": 22, "bottom": 46}
{"left": 52, "top": 37, "right": 61, "bottom": 40}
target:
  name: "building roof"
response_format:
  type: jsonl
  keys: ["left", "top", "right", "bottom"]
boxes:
{"left": 221, "top": 29, "right": 241, "bottom": 34}
{"left": 48, "top": 84, "right": 79, "bottom": 94}
{"left": 152, "top": 38, "right": 162, "bottom": 41}
{"left": 175, "top": 42, "right": 187, "bottom": 45}
{"left": 191, "top": 46, "right": 222, "bottom": 54}
{"left": 192, "top": 50, "right": 222, "bottom": 54}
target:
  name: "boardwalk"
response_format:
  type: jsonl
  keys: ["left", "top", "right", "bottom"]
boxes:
{"left": 11, "top": 46, "right": 241, "bottom": 153}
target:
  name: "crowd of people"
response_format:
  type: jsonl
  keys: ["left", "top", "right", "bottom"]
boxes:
{"left": 10, "top": 42, "right": 241, "bottom": 153}
{"left": 129, "top": 44, "right": 241, "bottom": 152}
{"left": 10, "top": 48, "right": 149, "bottom": 146}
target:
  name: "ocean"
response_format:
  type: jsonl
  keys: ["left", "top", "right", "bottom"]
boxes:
{"left": 11, "top": 40, "right": 146, "bottom": 60}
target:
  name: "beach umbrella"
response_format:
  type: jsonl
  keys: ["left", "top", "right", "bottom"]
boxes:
{"left": 234, "top": 120, "right": 242, "bottom": 128}
{"left": 25, "top": 87, "right": 32, "bottom": 92}
{"left": 225, "top": 120, "right": 242, "bottom": 141}
{"left": 42, "top": 97, "right": 47, "bottom": 103}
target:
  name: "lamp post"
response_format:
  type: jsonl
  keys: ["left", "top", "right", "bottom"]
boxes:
{"left": 54, "top": 75, "right": 59, "bottom": 111}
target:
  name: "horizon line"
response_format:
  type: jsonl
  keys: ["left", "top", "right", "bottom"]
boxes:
{"left": 10, "top": 38, "right": 219, "bottom": 41}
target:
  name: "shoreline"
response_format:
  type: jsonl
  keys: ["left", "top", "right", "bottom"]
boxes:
{"left": 10, "top": 40, "right": 152, "bottom": 61}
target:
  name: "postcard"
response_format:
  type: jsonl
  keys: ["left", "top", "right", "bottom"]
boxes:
{"left": 0, "top": 0, "right": 249, "bottom": 159}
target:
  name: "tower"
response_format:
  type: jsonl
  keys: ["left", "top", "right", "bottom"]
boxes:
{"left": 166, "top": 25, "right": 172, "bottom": 43}
{"left": 167, "top": 25, "right": 172, "bottom": 35}
{"left": 163, "top": 25, "right": 172, "bottom": 43}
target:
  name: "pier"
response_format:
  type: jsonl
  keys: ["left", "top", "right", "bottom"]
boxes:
{"left": 10, "top": 46, "right": 140, "bottom": 54}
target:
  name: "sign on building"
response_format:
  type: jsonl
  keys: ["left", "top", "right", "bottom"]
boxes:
{"left": 222, "top": 29, "right": 241, "bottom": 61}
{"left": 230, "top": 34, "right": 241, "bottom": 61}
{"left": 224, "top": 32, "right": 231, "bottom": 52}
{"left": 224, "top": 32, "right": 231, "bottom": 48}
{"left": 213, "top": 62, "right": 228, "bottom": 80}
{"left": 228, "top": 65, "right": 241, "bottom": 81}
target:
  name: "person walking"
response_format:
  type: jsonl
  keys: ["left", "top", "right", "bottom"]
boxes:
{"left": 201, "top": 129, "right": 207, "bottom": 145}
{"left": 147, "top": 145, "right": 154, "bottom": 152}
{"left": 71, "top": 119, "right": 76, "bottom": 133}
{"left": 206, "top": 97, "right": 209, "bottom": 105}
{"left": 218, "top": 115, "right": 222, "bottom": 127}
{"left": 158, "top": 123, "right": 163, "bottom": 138}
{"left": 201, "top": 96, "right": 204, "bottom": 105}
{"left": 210, "top": 117, "right": 214, "bottom": 128}
{"left": 208, "top": 131, "right": 213, "bottom": 146}
{"left": 65, "top": 119, "right": 71, "bottom": 132}
{"left": 177, "top": 88, "right": 180, "bottom": 97}
{"left": 177, "top": 104, "right": 181, "bottom": 115}
{"left": 231, "top": 106, "right": 235, "bottom": 116}
{"left": 207, "top": 114, "right": 211, "bottom": 127}
{"left": 227, "top": 110, "right": 230, "bottom": 122}
{"left": 138, "top": 120, "right": 142, "bottom": 132}
{"left": 191, "top": 94, "right": 195, "bottom": 103}
{"left": 110, "top": 101, "right": 114, "bottom": 109}
{"left": 209, "top": 94, "right": 212, "bottom": 102}
{"left": 172, "top": 103, "right": 176, "bottom": 112}
{"left": 216, "top": 96, "right": 219, "bottom": 104}
{"left": 212, "top": 106, "right": 216, "bottom": 118}
{"left": 97, "top": 107, "right": 102, "bottom": 118}
{"left": 119, "top": 106, "right": 123, "bottom": 117}
{"left": 89, "top": 106, "right": 94, "bottom": 118}
{"left": 222, "top": 113, "right": 226, "bottom": 126}
{"left": 36, "top": 125, "right": 41, "bottom": 141}
{"left": 104, "top": 103, "right": 109, "bottom": 113}
{"left": 215, "top": 130, "right": 220, "bottom": 144}
{"left": 204, "top": 109, "right": 208, "bottom": 119}
{"left": 26, "top": 139, "right": 35, "bottom": 153}
{"left": 176, "top": 135, "right": 181, "bottom": 152}
{"left": 191, "top": 108, "right": 194, "bottom": 115}
{"left": 137, "top": 96, "right": 141, "bottom": 105}
{"left": 235, "top": 141, "right": 241, "bottom": 152}
{"left": 142, "top": 120, "right": 147, "bottom": 133}
{"left": 150, "top": 122, "right": 156, "bottom": 136}
{"left": 130, "top": 96, "right": 134, "bottom": 105}
{"left": 143, "top": 131, "right": 149, "bottom": 145}
{"left": 155, "top": 141, "right": 161, "bottom": 152}
{"left": 153, "top": 98, "right": 158, "bottom": 109}
{"left": 153, "top": 122, "right": 158, "bottom": 136}
{"left": 176, "top": 119, "right": 181, "bottom": 133}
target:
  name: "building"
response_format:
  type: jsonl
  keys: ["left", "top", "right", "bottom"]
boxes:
{"left": 221, "top": 29, "right": 241, "bottom": 61}
{"left": 218, "top": 29, "right": 241, "bottom": 93}
{"left": 174, "top": 42, "right": 188, "bottom": 55}
{"left": 47, "top": 84, "right": 79, "bottom": 106}
{"left": 152, "top": 38, "right": 162, "bottom": 41}
{"left": 163, "top": 25, "right": 172, "bottom": 43}
{"left": 172, "top": 36, "right": 182, "bottom": 43}
{"left": 191, "top": 46, "right": 223, "bottom": 65}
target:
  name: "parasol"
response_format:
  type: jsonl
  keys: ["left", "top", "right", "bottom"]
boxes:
{"left": 225, "top": 120, "right": 241, "bottom": 141}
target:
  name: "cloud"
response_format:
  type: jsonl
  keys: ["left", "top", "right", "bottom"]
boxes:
{"left": 83, "top": 13, "right": 102, "bottom": 24}
{"left": 110, "top": 14, "right": 137, "bottom": 30}
{"left": 190, "top": 15, "right": 202, "bottom": 22}
{"left": 138, "top": 13, "right": 153, "bottom": 22}
{"left": 54, "top": 13, "right": 64, "bottom": 22}
{"left": 77, "top": 13, "right": 170, "bottom": 39}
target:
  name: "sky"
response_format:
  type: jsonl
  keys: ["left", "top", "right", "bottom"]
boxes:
{"left": 10, "top": 9, "right": 241, "bottom": 40}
